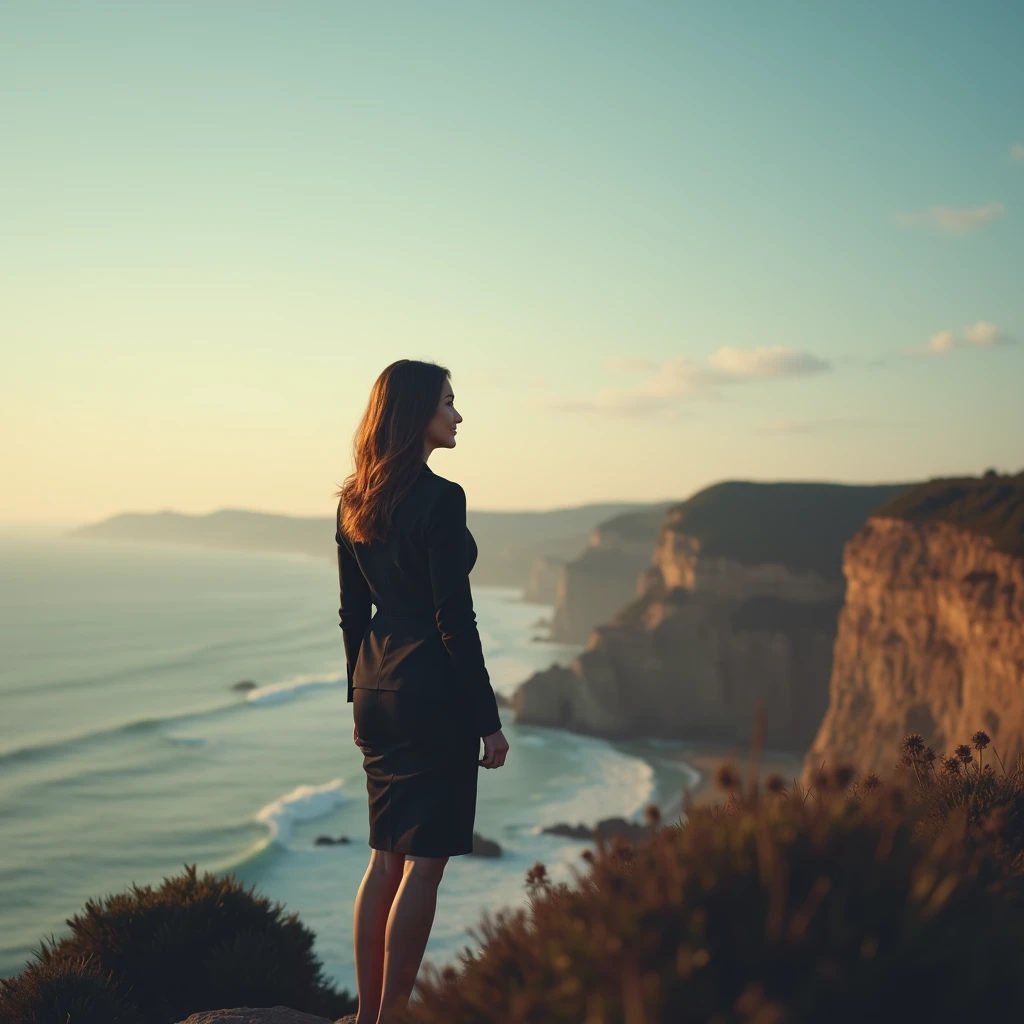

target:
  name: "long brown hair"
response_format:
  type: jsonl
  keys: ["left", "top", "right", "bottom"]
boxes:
{"left": 336, "top": 359, "right": 451, "bottom": 544}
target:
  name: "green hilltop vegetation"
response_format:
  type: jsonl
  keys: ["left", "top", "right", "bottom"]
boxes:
{"left": 590, "top": 502, "right": 676, "bottom": 540}
{"left": 874, "top": 468, "right": 1024, "bottom": 558}
{"left": 662, "top": 481, "right": 916, "bottom": 578}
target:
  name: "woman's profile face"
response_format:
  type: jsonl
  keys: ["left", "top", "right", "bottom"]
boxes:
{"left": 424, "top": 376, "right": 462, "bottom": 452}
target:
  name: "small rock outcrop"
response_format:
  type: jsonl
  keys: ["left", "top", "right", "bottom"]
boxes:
{"left": 470, "top": 832, "right": 502, "bottom": 857}
{"left": 804, "top": 471, "right": 1024, "bottom": 781}
{"left": 174, "top": 1007, "right": 343, "bottom": 1024}
{"left": 541, "top": 816, "right": 654, "bottom": 844}
{"left": 514, "top": 482, "right": 912, "bottom": 752}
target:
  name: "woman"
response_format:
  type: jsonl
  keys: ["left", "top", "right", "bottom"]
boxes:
{"left": 335, "top": 358, "right": 510, "bottom": 1024}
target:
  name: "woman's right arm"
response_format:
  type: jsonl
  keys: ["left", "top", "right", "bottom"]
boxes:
{"left": 336, "top": 509, "right": 371, "bottom": 705}
{"left": 426, "top": 481, "right": 503, "bottom": 739}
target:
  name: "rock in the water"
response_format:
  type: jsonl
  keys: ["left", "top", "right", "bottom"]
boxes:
{"left": 174, "top": 1006, "right": 335, "bottom": 1024}
{"left": 314, "top": 835, "right": 350, "bottom": 845}
{"left": 541, "top": 822, "right": 592, "bottom": 839}
{"left": 470, "top": 831, "right": 502, "bottom": 857}
{"left": 541, "top": 816, "right": 653, "bottom": 844}
{"left": 232, "top": 680, "right": 258, "bottom": 691}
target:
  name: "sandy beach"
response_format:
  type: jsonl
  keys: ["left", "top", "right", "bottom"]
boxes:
{"left": 653, "top": 742, "right": 807, "bottom": 824}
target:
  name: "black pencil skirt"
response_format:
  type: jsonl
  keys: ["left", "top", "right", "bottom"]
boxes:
{"left": 352, "top": 686, "right": 481, "bottom": 857}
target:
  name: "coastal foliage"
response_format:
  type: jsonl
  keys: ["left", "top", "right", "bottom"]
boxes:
{"left": 873, "top": 469, "right": 1024, "bottom": 557}
{"left": 892, "top": 729, "right": 1024, "bottom": 876}
{"left": 398, "top": 738, "right": 1024, "bottom": 1023}
{"left": 0, "top": 953, "right": 142, "bottom": 1024}
{"left": 0, "top": 863, "right": 356, "bottom": 1024}
{"left": 662, "top": 481, "right": 913, "bottom": 578}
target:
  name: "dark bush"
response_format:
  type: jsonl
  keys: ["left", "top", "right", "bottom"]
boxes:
{"left": 0, "top": 952, "right": 142, "bottom": 1024}
{"left": 3, "top": 863, "right": 356, "bottom": 1024}
{"left": 398, "top": 767, "right": 1024, "bottom": 1023}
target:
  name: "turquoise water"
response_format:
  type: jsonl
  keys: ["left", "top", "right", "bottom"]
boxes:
{"left": 0, "top": 534, "right": 698, "bottom": 995}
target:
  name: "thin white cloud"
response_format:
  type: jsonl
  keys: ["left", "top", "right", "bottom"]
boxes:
{"left": 961, "top": 321, "right": 1004, "bottom": 347}
{"left": 915, "top": 321, "right": 1015, "bottom": 356}
{"left": 893, "top": 202, "right": 1007, "bottom": 234}
{"left": 1011, "top": 143, "right": 1024, "bottom": 163}
{"left": 709, "top": 346, "right": 830, "bottom": 378}
{"left": 546, "top": 346, "right": 831, "bottom": 416}
{"left": 927, "top": 330, "right": 956, "bottom": 354}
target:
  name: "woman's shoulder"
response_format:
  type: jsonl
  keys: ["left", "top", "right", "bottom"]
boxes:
{"left": 418, "top": 468, "right": 467, "bottom": 519}
{"left": 421, "top": 466, "right": 464, "bottom": 496}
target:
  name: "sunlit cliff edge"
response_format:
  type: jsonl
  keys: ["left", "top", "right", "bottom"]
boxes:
{"left": 803, "top": 470, "right": 1024, "bottom": 782}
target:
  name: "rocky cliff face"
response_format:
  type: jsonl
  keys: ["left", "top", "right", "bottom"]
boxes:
{"left": 514, "top": 483, "right": 910, "bottom": 751}
{"left": 804, "top": 514, "right": 1024, "bottom": 780}
{"left": 523, "top": 555, "right": 565, "bottom": 605}
{"left": 547, "top": 506, "right": 671, "bottom": 643}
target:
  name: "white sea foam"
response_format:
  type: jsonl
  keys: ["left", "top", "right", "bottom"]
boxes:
{"left": 246, "top": 673, "right": 343, "bottom": 705}
{"left": 164, "top": 733, "right": 208, "bottom": 747}
{"left": 522, "top": 735, "right": 656, "bottom": 833}
{"left": 255, "top": 779, "right": 350, "bottom": 845}
{"left": 518, "top": 734, "right": 547, "bottom": 747}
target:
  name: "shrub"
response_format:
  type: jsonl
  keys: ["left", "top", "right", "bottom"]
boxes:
{"left": 0, "top": 953, "right": 142, "bottom": 1024}
{"left": 894, "top": 731, "right": 1024, "bottom": 876}
{"left": 399, "top": 770, "right": 1024, "bottom": 1023}
{"left": 3, "top": 863, "right": 356, "bottom": 1024}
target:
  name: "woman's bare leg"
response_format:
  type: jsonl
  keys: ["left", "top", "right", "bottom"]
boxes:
{"left": 353, "top": 849, "right": 405, "bottom": 1024}
{"left": 376, "top": 854, "right": 448, "bottom": 1022}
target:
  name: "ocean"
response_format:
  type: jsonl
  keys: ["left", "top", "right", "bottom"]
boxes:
{"left": 0, "top": 533, "right": 699, "bottom": 996}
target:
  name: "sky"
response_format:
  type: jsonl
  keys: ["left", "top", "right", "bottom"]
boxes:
{"left": 3, "top": 1, "right": 1023, "bottom": 526}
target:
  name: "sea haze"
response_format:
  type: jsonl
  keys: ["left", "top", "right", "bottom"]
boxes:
{"left": 0, "top": 534, "right": 698, "bottom": 994}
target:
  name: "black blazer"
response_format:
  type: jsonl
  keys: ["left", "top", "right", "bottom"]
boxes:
{"left": 335, "top": 462, "right": 503, "bottom": 739}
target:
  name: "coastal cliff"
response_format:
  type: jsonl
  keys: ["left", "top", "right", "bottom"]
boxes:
{"left": 804, "top": 471, "right": 1024, "bottom": 780}
{"left": 547, "top": 506, "right": 672, "bottom": 642}
{"left": 524, "top": 555, "right": 566, "bottom": 604}
{"left": 513, "top": 481, "right": 911, "bottom": 751}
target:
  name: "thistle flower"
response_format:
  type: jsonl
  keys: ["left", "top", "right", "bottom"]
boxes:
{"left": 715, "top": 761, "right": 742, "bottom": 791}
{"left": 922, "top": 746, "right": 937, "bottom": 764}
{"left": 902, "top": 733, "right": 925, "bottom": 755}
{"left": 955, "top": 744, "right": 974, "bottom": 764}
{"left": 972, "top": 731, "right": 991, "bottom": 751}
{"left": 942, "top": 756, "right": 962, "bottom": 775}
{"left": 862, "top": 773, "right": 882, "bottom": 792}
{"left": 525, "top": 862, "right": 549, "bottom": 887}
